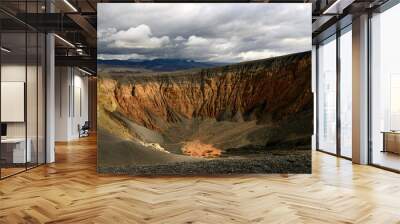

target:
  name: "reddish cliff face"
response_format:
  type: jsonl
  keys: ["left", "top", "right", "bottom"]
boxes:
{"left": 99, "top": 52, "right": 312, "bottom": 133}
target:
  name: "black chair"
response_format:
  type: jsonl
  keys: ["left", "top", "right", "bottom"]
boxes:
{"left": 79, "top": 121, "right": 90, "bottom": 138}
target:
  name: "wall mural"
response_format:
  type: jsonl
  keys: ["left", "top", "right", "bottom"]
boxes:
{"left": 97, "top": 3, "right": 313, "bottom": 175}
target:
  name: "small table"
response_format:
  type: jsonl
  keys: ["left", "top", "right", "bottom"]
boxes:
{"left": 1, "top": 138, "right": 31, "bottom": 163}
{"left": 381, "top": 131, "right": 400, "bottom": 154}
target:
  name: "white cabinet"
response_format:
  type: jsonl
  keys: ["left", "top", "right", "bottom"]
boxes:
{"left": 1, "top": 138, "right": 32, "bottom": 163}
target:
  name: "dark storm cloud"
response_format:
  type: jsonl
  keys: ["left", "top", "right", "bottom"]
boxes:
{"left": 98, "top": 3, "right": 311, "bottom": 62}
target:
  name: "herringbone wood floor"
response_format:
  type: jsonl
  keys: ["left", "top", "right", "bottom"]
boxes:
{"left": 1, "top": 135, "right": 400, "bottom": 224}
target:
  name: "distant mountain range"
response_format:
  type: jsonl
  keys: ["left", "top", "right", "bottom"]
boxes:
{"left": 97, "top": 58, "right": 229, "bottom": 72}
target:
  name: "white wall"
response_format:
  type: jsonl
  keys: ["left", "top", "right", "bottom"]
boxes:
{"left": 1, "top": 65, "right": 27, "bottom": 142}
{"left": 72, "top": 73, "right": 89, "bottom": 138}
{"left": 1, "top": 64, "right": 36, "bottom": 138}
{"left": 55, "top": 66, "right": 70, "bottom": 141}
{"left": 1, "top": 63, "right": 46, "bottom": 164}
{"left": 55, "top": 67, "right": 89, "bottom": 141}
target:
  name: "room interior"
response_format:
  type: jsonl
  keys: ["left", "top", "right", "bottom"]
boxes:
{"left": 0, "top": 0, "right": 400, "bottom": 223}
{"left": 0, "top": 29, "right": 46, "bottom": 178}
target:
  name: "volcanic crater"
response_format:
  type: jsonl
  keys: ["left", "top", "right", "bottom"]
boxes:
{"left": 97, "top": 51, "right": 313, "bottom": 174}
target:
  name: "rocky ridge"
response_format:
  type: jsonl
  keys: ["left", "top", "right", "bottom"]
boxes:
{"left": 99, "top": 51, "right": 312, "bottom": 134}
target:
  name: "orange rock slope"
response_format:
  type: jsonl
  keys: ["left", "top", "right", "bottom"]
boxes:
{"left": 98, "top": 51, "right": 312, "bottom": 133}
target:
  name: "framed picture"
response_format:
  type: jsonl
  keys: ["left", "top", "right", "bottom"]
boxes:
{"left": 97, "top": 3, "right": 312, "bottom": 175}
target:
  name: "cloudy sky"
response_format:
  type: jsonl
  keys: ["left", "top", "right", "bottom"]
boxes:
{"left": 98, "top": 3, "right": 311, "bottom": 63}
